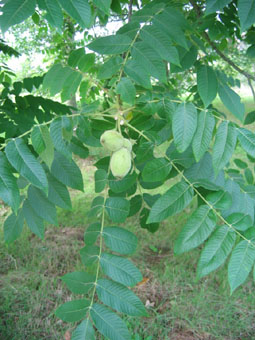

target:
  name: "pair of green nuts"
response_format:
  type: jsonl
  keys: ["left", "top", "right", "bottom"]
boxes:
{"left": 100, "top": 130, "right": 132, "bottom": 178}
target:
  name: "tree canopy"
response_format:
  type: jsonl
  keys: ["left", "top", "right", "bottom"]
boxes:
{"left": 1, "top": 1, "right": 255, "bottom": 339}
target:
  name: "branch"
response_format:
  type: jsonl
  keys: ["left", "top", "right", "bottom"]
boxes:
{"left": 189, "top": 0, "right": 255, "bottom": 82}
{"left": 128, "top": 0, "right": 133, "bottom": 22}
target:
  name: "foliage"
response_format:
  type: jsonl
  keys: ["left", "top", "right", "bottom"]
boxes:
{"left": 1, "top": 0, "right": 255, "bottom": 339}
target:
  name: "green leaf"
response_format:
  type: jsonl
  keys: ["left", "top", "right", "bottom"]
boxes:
{"left": 95, "top": 169, "right": 107, "bottom": 193}
{"left": 234, "top": 158, "right": 247, "bottom": 169}
{"left": 72, "top": 319, "right": 95, "bottom": 340}
{"left": 184, "top": 152, "right": 224, "bottom": 190}
{"left": 80, "top": 245, "right": 100, "bottom": 266}
{"left": 68, "top": 48, "right": 85, "bottom": 67}
{"left": 205, "top": 0, "right": 232, "bottom": 15}
{"left": 142, "top": 158, "right": 171, "bottom": 182}
{"left": 131, "top": 42, "right": 166, "bottom": 83}
{"left": 244, "top": 110, "right": 255, "bottom": 125}
{"left": 50, "top": 118, "right": 72, "bottom": 159}
{"left": 61, "top": 71, "right": 83, "bottom": 102}
{"left": 225, "top": 213, "right": 252, "bottom": 231}
{"left": 43, "top": 64, "right": 72, "bottom": 96}
{"left": 61, "top": 271, "right": 95, "bottom": 294}
{"left": 105, "top": 197, "right": 130, "bottom": 223}
{"left": 0, "top": 0, "right": 36, "bottom": 32}
{"left": 171, "top": 45, "right": 197, "bottom": 73}
{"left": 84, "top": 222, "right": 101, "bottom": 245}
{"left": 92, "top": 0, "right": 111, "bottom": 14}
{"left": 96, "top": 279, "right": 147, "bottom": 316}
{"left": 71, "top": 319, "right": 95, "bottom": 340}
{"left": 197, "top": 66, "right": 218, "bottom": 108}
{"left": 88, "top": 196, "right": 104, "bottom": 217}
{"left": 172, "top": 102, "right": 197, "bottom": 153}
{"left": 22, "top": 199, "right": 44, "bottom": 239}
{"left": 78, "top": 53, "right": 95, "bottom": 73}
{"left": 47, "top": 172, "right": 72, "bottom": 210}
{"left": 147, "top": 181, "right": 194, "bottom": 223}
{"left": 128, "top": 195, "right": 142, "bottom": 217}
{"left": 4, "top": 210, "right": 24, "bottom": 243}
{"left": 88, "top": 35, "right": 132, "bottom": 54}
{"left": 98, "top": 56, "right": 123, "bottom": 80}
{"left": 51, "top": 151, "right": 83, "bottom": 191}
{"left": 153, "top": 7, "right": 188, "bottom": 49}
{"left": 212, "top": 121, "right": 237, "bottom": 175}
{"left": 37, "top": 0, "right": 63, "bottom": 29}
{"left": 58, "top": 0, "right": 91, "bottom": 28}
{"left": 0, "top": 152, "right": 20, "bottom": 213}
{"left": 174, "top": 205, "right": 216, "bottom": 255}
{"left": 166, "top": 143, "right": 195, "bottom": 169}
{"left": 238, "top": 0, "right": 255, "bottom": 32}
{"left": 55, "top": 299, "right": 90, "bottom": 322}
{"left": 27, "top": 185, "right": 57, "bottom": 225}
{"left": 140, "top": 25, "right": 180, "bottom": 66}
{"left": 218, "top": 84, "right": 245, "bottom": 121}
{"left": 70, "top": 136, "right": 89, "bottom": 159}
{"left": 140, "top": 207, "right": 160, "bottom": 233}
{"left": 237, "top": 128, "right": 255, "bottom": 158}
{"left": 31, "top": 126, "right": 46, "bottom": 155}
{"left": 5, "top": 138, "right": 48, "bottom": 194}
{"left": 206, "top": 190, "right": 232, "bottom": 210}
{"left": 116, "top": 78, "right": 136, "bottom": 105}
{"left": 100, "top": 253, "right": 142, "bottom": 286}
{"left": 91, "top": 303, "right": 131, "bottom": 340}
{"left": 245, "top": 168, "right": 254, "bottom": 184}
{"left": 124, "top": 59, "right": 151, "bottom": 89}
{"left": 38, "top": 126, "right": 54, "bottom": 169}
{"left": 192, "top": 110, "right": 215, "bottom": 162}
{"left": 103, "top": 227, "right": 137, "bottom": 254}
{"left": 109, "top": 172, "right": 137, "bottom": 194}
{"left": 228, "top": 240, "right": 255, "bottom": 293}
{"left": 197, "top": 226, "right": 236, "bottom": 279}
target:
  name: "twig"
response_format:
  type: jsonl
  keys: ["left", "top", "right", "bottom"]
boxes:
{"left": 189, "top": 0, "right": 255, "bottom": 82}
{"left": 248, "top": 78, "right": 255, "bottom": 103}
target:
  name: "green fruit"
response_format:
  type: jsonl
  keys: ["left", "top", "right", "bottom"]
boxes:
{"left": 110, "top": 147, "right": 132, "bottom": 178}
{"left": 123, "top": 138, "right": 132, "bottom": 152}
{"left": 100, "top": 130, "right": 124, "bottom": 152}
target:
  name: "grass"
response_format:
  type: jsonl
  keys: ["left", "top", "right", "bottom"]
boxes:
{"left": 1, "top": 163, "right": 255, "bottom": 340}
{"left": 1, "top": 99, "right": 255, "bottom": 339}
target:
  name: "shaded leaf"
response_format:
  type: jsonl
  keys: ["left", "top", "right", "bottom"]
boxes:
{"left": 4, "top": 210, "right": 24, "bottom": 243}
{"left": 51, "top": 151, "right": 83, "bottom": 191}
{"left": 192, "top": 110, "right": 215, "bottom": 162}
{"left": 88, "top": 35, "right": 132, "bottom": 54}
{"left": 172, "top": 102, "right": 197, "bottom": 153}
{"left": 212, "top": 121, "right": 237, "bottom": 175}
{"left": 228, "top": 240, "right": 255, "bottom": 293}
{"left": 91, "top": 303, "right": 131, "bottom": 340}
{"left": 71, "top": 319, "right": 95, "bottom": 340}
{"left": 103, "top": 226, "right": 137, "bottom": 254}
{"left": 174, "top": 205, "right": 216, "bottom": 254}
{"left": 197, "top": 66, "right": 218, "bottom": 108}
{"left": 147, "top": 181, "right": 193, "bottom": 223}
{"left": 61, "top": 271, "right": 95, "bottom": 294}
{"left": 0, "top": 152, "right": 20, "bottom": 213}
{"left": 5, "top": 139, "right": 48, "bottom": 194}
{"left": 197, "top": 226, "right": 236, "bottom": 278}
{"left": 55, "top": 299, "right": 90, "bottom": 322}
{"left": 100, "top": 253, "right": 142, "bottom": 287}
{"left": 105, "top": 197, "right": 130, "bottom": 223}
{"left": 96, "top": 279, "right": 147, "bottom": 316}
